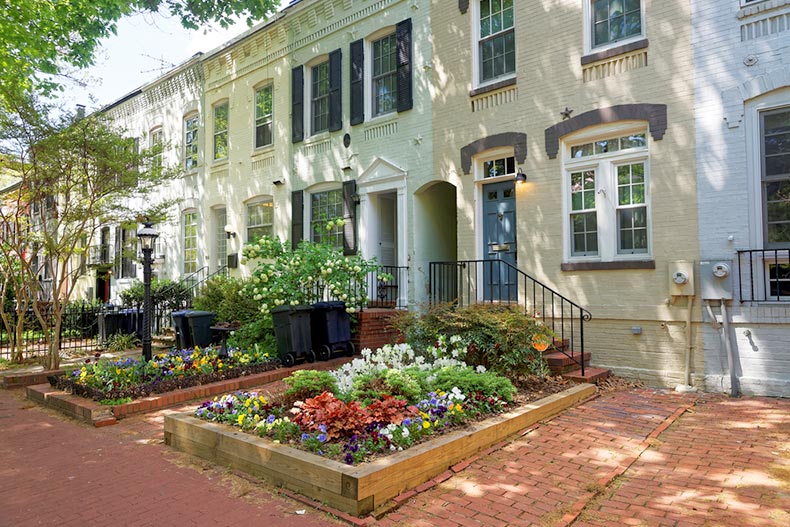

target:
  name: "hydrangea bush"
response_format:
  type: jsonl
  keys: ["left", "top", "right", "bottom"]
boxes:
{"left": 240, "top": 220, "right": 387, "bottom": 314}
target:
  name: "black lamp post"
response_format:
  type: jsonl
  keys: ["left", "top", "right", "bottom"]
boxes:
{"left": 137, "top": 221, "right": 158, "bottom": 361}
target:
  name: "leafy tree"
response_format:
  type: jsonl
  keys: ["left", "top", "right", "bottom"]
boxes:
{"left": 0, "top": 0, "right": 281, "bottom": 100}
{"left": 0, "top": 90, "right": 181, "bottom": 368}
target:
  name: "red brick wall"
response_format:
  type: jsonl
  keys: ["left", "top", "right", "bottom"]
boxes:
{"left": 352, "top": 309, "right": 401, "bottom": 353}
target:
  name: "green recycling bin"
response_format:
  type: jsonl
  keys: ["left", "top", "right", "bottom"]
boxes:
{"left": 271, "top": 304, "right": 315, "bottom": 367}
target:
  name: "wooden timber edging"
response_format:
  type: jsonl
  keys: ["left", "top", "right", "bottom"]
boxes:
{"left": 164, "top": 382, "right": 597, "bottom": 517}
{"left": 26, "top": 356, "right": 352, "bottom": 427}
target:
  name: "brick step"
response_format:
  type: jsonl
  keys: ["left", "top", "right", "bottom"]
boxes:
{"left": 562, "top": 367, "right": 610, "bottom": 384}
{"left": 545, "top": 351, "right": 591, "bottom": 375}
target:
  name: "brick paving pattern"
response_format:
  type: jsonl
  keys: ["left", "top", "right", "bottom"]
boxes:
{"left": 1, "top": 383, "right": 788, "bottom": 527}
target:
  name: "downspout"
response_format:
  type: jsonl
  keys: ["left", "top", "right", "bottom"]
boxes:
{"left": 676, "top": 295, "right": 697, "bottom": 392}
{"left": 720, "top": 300, "right": 740, "bottom": 398}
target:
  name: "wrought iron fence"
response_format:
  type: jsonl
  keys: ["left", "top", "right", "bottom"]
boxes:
{"left": 737, "top": 249, "right": 790, "bottom": 302}
{"left": 0, "top": 303, "right": 103, "bottom": 360}
{"left": 294, "top": 266, "right": 409, "bottom": 310}
{"left": 429, "top": 260, "right": 591, "bottom": 375}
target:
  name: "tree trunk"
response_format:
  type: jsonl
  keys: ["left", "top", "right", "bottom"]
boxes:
{"left": 13, "top": 315, "right": 25, "bottom": 363}
{"left": 47, "top": 315, "right": 62, "bottom": 370}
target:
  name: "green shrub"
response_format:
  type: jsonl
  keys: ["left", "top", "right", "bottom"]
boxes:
{"left": 349, "top": 369, "right": 423, "bottom": 404}
{"left": 227, "top": 318, "right": 276, "bottom": 351}
{"left": 283, "top": 370, "right": 338, "bottom": 404}
{"left": 429, "top": 366, "right": 517, "bottom": 402}
{"left": 389, "top": 303, "right": 554, "bottom": 380}
{"left": 119, "top": 279, "right": 191, "bottom": 311}
{"left": 104, "top": 332, "right": 140, "bottom": 353}
{"left": 193, "top": 276, "right": 260, "bottom": 325}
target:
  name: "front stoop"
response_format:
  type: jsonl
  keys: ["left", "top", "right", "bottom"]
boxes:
{"left": 545, "top": 342, "right": 610, "bottom": 384}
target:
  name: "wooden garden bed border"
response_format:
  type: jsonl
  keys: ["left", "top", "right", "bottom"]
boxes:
{"left": 164, "top": 383, "right": 596, "bottom": 517}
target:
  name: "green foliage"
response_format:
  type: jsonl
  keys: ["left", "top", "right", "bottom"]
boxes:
{"left": 0, "top": 1, "right": 281, "bottom": 100}
{"left": 350, "top": 369, "right": 423, "bottom": 405}
{"left": 103, "top": 332, "right": 140, "bottom": 353}
{"left": 389, "top": 303, "right": 554, "bottom": 380}
{"left": 118, "top": 279, "right": 192, "bottom": 311}
{"left": 193, "top": 275, "right": 260, "bottom": 325}
{"left": 283, "top": 370, "right": 338, "bottom": 404}
{"left": 429, "top": 366, "right": 517, "bottom": 403}
{"left": 226, "top": 318, "right": 276, "bottom": 352}
{"left": 241, "top": 228, "right": 384, "bottom": 315}
{"left": 99, "top": 397, "right": 133, "bottom": 406}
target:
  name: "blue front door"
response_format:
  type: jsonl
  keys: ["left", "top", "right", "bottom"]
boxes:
{"left": 483, "top": 180, "right": 517, "bottom": 301}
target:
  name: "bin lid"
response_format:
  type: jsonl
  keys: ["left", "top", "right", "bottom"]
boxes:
{"left": 271, "top": 304, "right": 312, "bottom": 314}
{"left": 313, "top": 301, "right": 346, "bottom": 309}
{"left": 185, "top": 310, "right": 216, "bottom": 318}
{"left": 171, "top": 310, "right": 193, "bottom": 317}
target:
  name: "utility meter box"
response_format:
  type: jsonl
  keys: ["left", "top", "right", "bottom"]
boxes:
{"left": 700, "top": 260, "right": 733, "bottom": 300}
{"left": 668, "top": 260, "right": 695, "bottom": 296}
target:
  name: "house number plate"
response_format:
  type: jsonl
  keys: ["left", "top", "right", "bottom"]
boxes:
{"left": 492, "top": 244, "right": 510, "bottom": 252}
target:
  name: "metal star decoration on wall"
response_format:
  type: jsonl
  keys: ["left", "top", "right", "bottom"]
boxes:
{"left": 560, "top": 107, "right": 574, "bottom": 120}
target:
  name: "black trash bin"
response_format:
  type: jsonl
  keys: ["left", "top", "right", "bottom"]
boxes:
{"left": 171, "top": 310, "right": 192, "bottom": 350}
{"left": 311, "top": 301, "right": 354, "bottom": 360}
{"left": 271, "top": 304, "right": 315, "bottom": 367}
{"left": 185, "top": 311, "right": 217, "bottom": 349}
{"left": 120, "top": 308, "right": 143, "bottom": 339}
{"left": 98, "top": 310, "right": 123, "bottom": 341}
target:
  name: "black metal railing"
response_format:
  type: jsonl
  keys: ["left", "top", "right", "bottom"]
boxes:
{"left": 429, "top": 260, "right": 591, "bottom": 375}
{"left": 293, "top": 266, "right": 409, "bottom": 310}
{"left": 737, "top": 249, "right": 790, "bottom": 302}
{"left": 0, "top": 303, "right": 102, "bottom": 360}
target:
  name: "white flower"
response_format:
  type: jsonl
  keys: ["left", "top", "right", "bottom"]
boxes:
{"left": 475, "top": 365, "right": 487, "bottom": 373}
{"left": 402, "top": 427, "right": 410, "bottom": 438}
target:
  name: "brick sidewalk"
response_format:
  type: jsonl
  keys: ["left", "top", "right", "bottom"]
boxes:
{"left": 1, "top": 386, "right": 788, "bottom": 527}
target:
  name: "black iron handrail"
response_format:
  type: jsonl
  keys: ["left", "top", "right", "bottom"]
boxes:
{"left": 429, "top": 260, "right": 591, "bottom": 375}
{"left": 737, "top": 249, "right": 790, "bottom": 302}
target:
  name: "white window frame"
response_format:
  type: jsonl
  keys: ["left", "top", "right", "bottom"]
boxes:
{"left": 213, "top": 206, "right": 228, "bottom": 272}
{"left": 371, "top": 31, "right": 398, "bottom": 118}
{"left": 472, "top": 0, "right": 516, "bottom": 89}
{"left": 254, "top": 84, "right": 274, "bottom": 149}
{"left": 184, "top": 113, "right": 199, "bottom": 171}
{"left": 213, "top": 101, "right": 229, "bottom": 161}
{"left": 305, "top": 183, "right": 344, "bottom": 249}
{"left": 583, "top": 0, "right": 646, "bottom": 55}
{"left": 183, "top": 210, "right": 199, "bottom": 275}
{"left": 245, "top": 197, "right": 274, "bottom": 243}
{"left": 310, "top": 59, "right": 330, "bottom": 136}
{"left": 561, "top": 123, "right": 651, "bottom": 263}
{"left": 150, "top": 127, "right": 163, "bottom": 174}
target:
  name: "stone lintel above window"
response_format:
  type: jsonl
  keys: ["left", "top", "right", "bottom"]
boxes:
{"left": 561, "top": 260, "right": 655, "bottom": 272}
{"left": 459, "top": 0, "right": 469, "bottom": 14}
{"left": 544, "top": 103, "right": 667, "bottom": 159}
{"left": 469, "top": 77, "right": 517, "bottom": 98}
{"left": 581, "top": 38, "right": 649, "bottom": 66}
{"left": 460, "top": 132, "right": 527, "bottom": 175}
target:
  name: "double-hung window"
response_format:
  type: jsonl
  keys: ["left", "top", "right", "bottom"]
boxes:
{"left": 565, "top": 129, "right": 650, "bottom": 261}
{"left": 372, "top": 33, "right": 397, "bottom": 116}
{"left": 310, "top": 189, "right": 343, "bottom": 249}
{"left": 761, "top": 108, "right": 790, "bottom": 247}
{"left": 150, "top": 128, "right": 163, "bottom": 175}
{"left": 477, "top": 0, "right": 515, "bottom": 84}
{"left": 255, "top": 85, "right": 273, "bottom": 148}
{"left": 311, "top": 61, "right": 330, "bottom": 134}
{"left": 213, "top": 102, "right": 229, "bottom": 161}
{"left": 183, "top": 211, "right": 198, "bottom": 274}
{"left": 184, "top": 114, "right": 199, "bottom": 170}
{"left": 247, "top": 198, "right": 274, "bottom": 242}
{"left": 590, "top": 0, "right": 643, "bottom": 49}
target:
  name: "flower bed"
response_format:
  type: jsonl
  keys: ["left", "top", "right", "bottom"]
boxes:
{"left": 48, "top": 346, "right": 278, "bottom": 401}
{"left": 192, "top": 337, "right": 533, "bottom": 466}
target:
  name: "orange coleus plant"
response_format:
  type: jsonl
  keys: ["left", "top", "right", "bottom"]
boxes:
{"left": 292, "top": 391, "right": 369, "bottom": 440}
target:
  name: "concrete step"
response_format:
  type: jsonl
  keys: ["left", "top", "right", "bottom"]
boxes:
{"left": 562, "top": 367, "right": 610, "bottom": 384}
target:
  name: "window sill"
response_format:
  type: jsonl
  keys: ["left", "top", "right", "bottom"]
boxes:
{"left": 304, "top": 131, "right": 331, "bottom": 145}
{"left": 212, "top": 159, "right": 229, "bottom": 168}
{"left": 561, "top": 260, "right": 655, "bottom": 271}
{"left": 469, "top": 77, "right": 517, "bottom": 98}
{"left": 581, "top": 38, "right": 649, "bottom": 66}
{"left": 252, "top": 145, "right": 275, "bottom": 158}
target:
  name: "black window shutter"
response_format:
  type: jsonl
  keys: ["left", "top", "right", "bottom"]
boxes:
{"left": 291, "top": 66, "right": 304, "bottom": 143}
{"left": 350, "top": 39, "right": 364, "bottom": 126}
{"left": 291, "top": 190, "right": 304, "bottom": 250}
{"left": 329, "top": 49, "right": 343, "bottom": 132}
{"left": 396, "top": 18, "right": 413, "bottom": 113}
{"left": 113, "top": 226, "right": 122, "bottom": 277}
{"left": 342, "top": 180, "right": 358, "bottom": 256}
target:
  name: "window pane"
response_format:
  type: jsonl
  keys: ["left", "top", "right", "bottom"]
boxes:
{"left": 768, "top": 264, "right": 790, "bottom": 297}
{"left": 767, "top": 223, "right": 790, "bottom": 244}
{"left": 621, "top": 133, "right": 646, "bottom": 149}
{"left": 594, "top": 0, "right": 609, "bottom": 23}
{"left": 765, "top": 133, "right": 790, "bottom": 156}
{"left": 609, "top": 0, "right": 624, "bottom": 17}
{"left": 572, "top": 143, "right": 594, "bottom": 158}
{"left": 311, "top": 189, "right": 344, "bottom": 248}
{"left": 594, "top": 22, "right": 608, "bottom": 47}
{"left": 571, "top": 212, "right": 598, "bottom": 256}
{"left": 765, "top": 111, "right": 790, "bottom": 134}
{"left": 766, "top": 154, "right": 790, "bottom": 177}
{"left": 214, "top": 103, "right": 229, "bottom": 160}
{"left": 312, "top": 62, "right": 330, "bottom": 134}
